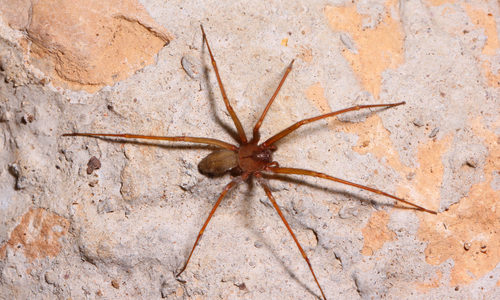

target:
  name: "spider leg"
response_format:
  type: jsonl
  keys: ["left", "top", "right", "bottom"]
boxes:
{"left": 251, "top": 59, "right": 295, "bottom": 143}
{"left": 62, "top": 133, "right": 238, "bottom": 151}
{"left": 176, "top": 176, "right": 243, "bottom": 277}
{"left": 255, "top": 173, "right": 327, "bottom": 300}
{"left": 262, "top": 102, "right": 405, "bottom": 147}
{"left": 200, "top": 25, "right": 248, "bottom": 144}
{"left": 267, "top": 167, "right": 437, "bottom": 214}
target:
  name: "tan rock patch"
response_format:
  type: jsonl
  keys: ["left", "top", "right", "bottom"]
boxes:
{"left": 464, "top": 4, "right": 499, "bottom": 56}
{"left": 324, "top": 0, "right": 404, "bottom": 98}
{"left": 361, "top": 210, "right": 396, "bottom": 256}
{"left": 0, "top": 208, "right": 70, "bottom": 261}
{"left": 305, "top": 82, "right": 330, "bottom": 114}
{"left": 418, "top": 118, "right": 500, "bottom": 286}
{"left": 338, "top": 103, "right": 499, "bottom": 288}
{"left": 9, "top": 0, "right": 172, "bottom": 92}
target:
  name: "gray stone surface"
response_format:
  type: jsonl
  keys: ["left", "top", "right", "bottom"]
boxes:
{"left": 1, "top": 0, "right": 499, "bottom": 299}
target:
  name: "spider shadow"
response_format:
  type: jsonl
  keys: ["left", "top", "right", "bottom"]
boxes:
{"left": 198, "top": 36, "right": 300, "bottom": 147}
{"left": 270, "top": 104, "right": 400, "bottom": 147}
{"left": 261, "top": 173, "right": 402, "bottom": 210}
{"left": 200, "top": 37, "right": 241, "bottom": 144}
{"left": 240, "top": 177, "right": 321, "bottom": 299}
{"left": 239, "top": 172, "right": 419, "bottom": 297}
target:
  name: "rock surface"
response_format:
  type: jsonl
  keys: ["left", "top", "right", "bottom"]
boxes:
{"left": 0, "top": 0, "right": 499, "bottom": 299}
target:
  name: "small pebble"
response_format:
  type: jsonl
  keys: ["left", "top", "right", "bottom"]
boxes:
{"left": 464, "top": 242, "right": 471, "bottom": 251}
{"left": 235, "top": 282, "right": 247, "bottom": 291}
{"left": 111, "top": 279, "right": 119, "bottom": 289}
{"left": 181, "top": 56, "right": 201, "bottom": 79}
{"left": 21, "top": 114, "right": 34, "bottom": 124}
{"left": 480, "top": 245, "right": 487, "bottom": 253}
{"left": 8, "top": 163, "right": 28, "bottom": 190}
{"left": 429, "top": 127, "right": 439, "bottom": 138}
{"left": 45, "top": 271, "right": 57, "bottom": 284}
{"left": 87, "top": 156, "right": 101, "bottom": 174}
{"left": 8, "top": 163, "right": 20, "bottom": 177}
{"left": 176, "top": 286, "right": 184, "bottom": 297}
{"left": 339, "top": 32, "right": 358, "bottom": 54}
{"left": 0, "top": 109, "right": 12, "bottom": 122}
{"left": 412, "top": 119, "right": 424, "bottom": 127}
{"left": 254, "top": 241, "right": 263, "bottom": 248}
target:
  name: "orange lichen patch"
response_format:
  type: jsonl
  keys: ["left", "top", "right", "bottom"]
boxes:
{"left": 342, "top": 113, "right": 451, "bottom": 211}
{"left": 324, "top": 0, "right": 404, "bottom": 98}
{"left": 281, "top": 38, "right": 289, "bottom": 47}
{"left": 482, "top": 60, "right": 500, "bottom": 88}
{"left": 0, "top": 208, "right": 70, "bottom": 261}
{"left": 416, "top": 270, "right": 443, "bottom": 292}
{"left": 346, "top": 114, "right": 411, "bottom": 174}
{"left": 305, "top": 82, "right": 331, "bottom": 114}
{"left": 304, "top": 82, "right": 340, "bottom": 131}
{"left": 462, "top": 3, "right": 500, "bottom": 88}
{"left": 361, "top": 210, "right": 396, "bottom": 256}
{"left": 418, "top": 117, "right": 500, "bottom": 286}
{"left": 411, "top": 134, "right": 453, "bottom": 210}
{"left": 419, "top": 181, "right": 500, "bottom": 285}
{"left": 19, "top": 0, "right": 172, "bottom": 92}
{"left": 464, "top": 4, "right": 499, "bottom": 56}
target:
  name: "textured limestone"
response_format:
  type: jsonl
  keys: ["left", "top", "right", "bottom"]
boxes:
{"left": 0, "top": 0, "right": 499, "bottom": 299}
{"left": 1, "top": 0, "right": 172, "bottom": 91}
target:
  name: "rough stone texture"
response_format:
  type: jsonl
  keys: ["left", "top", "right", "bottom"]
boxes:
{"left": 0, "top": 0, "right": 499, "bottom": 299}
{"left": 0, "top": 0, "right": 172, "bottom": 91}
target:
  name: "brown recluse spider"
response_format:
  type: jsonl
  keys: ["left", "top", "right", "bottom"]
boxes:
{"left": 63, "top": 25, "right": 437, "bottom": 300}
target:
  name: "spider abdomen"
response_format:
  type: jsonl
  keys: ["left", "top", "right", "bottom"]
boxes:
{"left": 198, "top": 149, "right": 239, "bottom": 177}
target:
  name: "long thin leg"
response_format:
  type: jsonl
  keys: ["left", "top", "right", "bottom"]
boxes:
{"left": 177, "top": 177, "right": 241, "bottom": 277}
{"left": 251, "top": 60, "right": 295, "bottom": 143}
{"left": 256, "top": 174, "right": 327, "bottom": 300}
{"left": 200, "top": 25, "right": 248, "bottom": 144}
{"left": 262, "top": 102, "right": 405, "bottom": 147}
{"left": 62, "top": 133, "right": 238, "bottom": 151}
{"left": 268, "top": 167, "right": 437, "bottom": 214}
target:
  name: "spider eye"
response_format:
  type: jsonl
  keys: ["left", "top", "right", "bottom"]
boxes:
{"left": 252, "top": 149, "right": 273, "bottom": 163}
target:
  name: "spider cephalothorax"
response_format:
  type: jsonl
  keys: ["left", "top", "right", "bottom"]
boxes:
{"left": 64, "top": 25, "right": 437, "bottom": 300}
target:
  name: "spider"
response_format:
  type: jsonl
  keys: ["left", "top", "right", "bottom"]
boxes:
{"left": 63, "top": 25, "right": 437, "bottom": 300}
